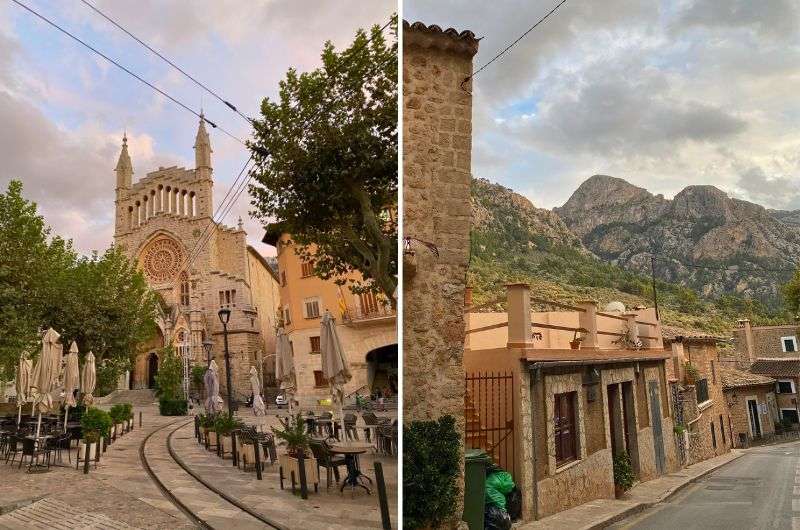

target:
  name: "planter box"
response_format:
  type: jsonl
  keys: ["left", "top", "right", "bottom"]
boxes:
{"left": 207, "top": 431, "right": 218, "bottom": 448}
{"left": 220, "top": 434, "right": 233, "bottom": 455}
{"left": 115, "top": 423, "right": 124, "bottom": 436}
{"left": 77, "top": 440, "right": 100, "bottom": 461}
{"left": 279, "top": 454, "right": 319, "bottom": 485}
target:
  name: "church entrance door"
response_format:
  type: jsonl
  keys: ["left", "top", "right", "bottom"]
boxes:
{"left": 148, "top": 352, "right": 159, "bottom": 389}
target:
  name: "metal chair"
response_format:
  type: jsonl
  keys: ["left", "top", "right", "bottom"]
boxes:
{"left": 309, "top": 439, "right": 346, "bottom": 489}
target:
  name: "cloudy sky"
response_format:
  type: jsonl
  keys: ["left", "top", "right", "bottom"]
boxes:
{"left": 405, "top": 0, "right": 800, "bottom": 211}
{"left": 0, "top": 0, "right": 394, "bottom": 255}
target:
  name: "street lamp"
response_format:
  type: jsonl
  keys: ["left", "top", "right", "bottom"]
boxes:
{"left": 218, "top": 308, "right": 233, "bottom": 415}
{"left": 203, "top": 339, "right": 214, "bottom": 367}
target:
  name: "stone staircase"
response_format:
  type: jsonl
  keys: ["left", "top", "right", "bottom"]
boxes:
{"left": 465, "top": 392, "right": 489, "bottom": 452}
{"left": 95, "top": 389, "right": 157, "bottom": 406}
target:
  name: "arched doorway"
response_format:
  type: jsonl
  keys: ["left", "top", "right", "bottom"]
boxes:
{"left": 147, "top": 352, "right": 159, "bottom": 389}
{"left": 366, "top": 344, "right": 398, "bottom": 395}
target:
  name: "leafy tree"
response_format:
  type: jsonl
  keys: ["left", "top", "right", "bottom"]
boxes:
{"left": 783, "top": 269, "right": 800, "bottom": 317}
{"left": 0, "top": 180, "right": 158, "bottom": 376}
{"left": 249, "top": 17, "right": 397, "bottom": 302}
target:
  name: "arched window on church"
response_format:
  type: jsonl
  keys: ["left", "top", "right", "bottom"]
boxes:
{"left": 180, "top": 272, "right": 190, "bottom": 307}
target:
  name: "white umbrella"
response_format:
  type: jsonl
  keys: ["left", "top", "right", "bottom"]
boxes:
{"left": 275, "top": 328, "right": 296, "bottom": 415}
{"left": 63, "top": 341, "right": 80, "bottom": 432}
{"left": 82, "top": 351, "right": 96, "bottom": 406}
{"left": 249, "top": 366, "right": 265, "bottom": 416}
{"left": 16, "top": 353, "right": 32, "bottom": 427}
{"left": 30, "top": 328, "right": 61, "bottom": 438}
{"left": 320, "top": 310, "right": 352, "bottom": 441}
{"left": 204, "top": 360, "right": 222, "bottom": 413}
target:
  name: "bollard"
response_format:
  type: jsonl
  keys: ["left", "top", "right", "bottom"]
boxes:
{"left": 290, "top": 470, "right": 296, "bottom": 494}
{"left": 254, "top": 439, "right": 263, "bottom": 480}
{"left": 95, "top": 438, "right": 102, "bottom": 464}
{"left": 139, "top": 411, "right": 142, "bottom": 428}
{"left": 279, "top": 466, "right": 284, "bottom": 490}
{"left": 102, "top": 435, "right": 107, "bottom": 453}
{"left": 297, "top": 453, "right": 309, "bottom": 500}
{"left": 375, "top": 462, "right": 391, "bottom": 529}
{"left": 231, "top": 431, "right": 238, "bottom": 467}
{"left": 83, "top": 441, "right": 91, "bottom": 474}
{"left": 194, "top": 416, "right": 200, "bottom": 441}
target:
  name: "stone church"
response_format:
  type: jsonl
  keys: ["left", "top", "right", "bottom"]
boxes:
{"left": 112, "top": 116, "right": 280, "bottom": 398}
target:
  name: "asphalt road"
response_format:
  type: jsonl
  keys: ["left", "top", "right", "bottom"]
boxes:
{"left": 609, "top": 442, "right": 800, "bottom": 530}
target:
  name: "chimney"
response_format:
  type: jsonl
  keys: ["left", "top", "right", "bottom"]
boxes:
{"left": 737, "top": 319, "right": 755, "bottom": 365}
{"left": 506, "top": 283, "right": 532, "bottom": 349}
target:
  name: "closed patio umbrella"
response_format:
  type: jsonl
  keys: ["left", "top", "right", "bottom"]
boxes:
{"left": 82, "top": 351, "right": 96, "bottom": 406}
{"left": 63, "top": 341, "right": 80, "bottom": 432}
{"left": 320, "top": 310, "right": 352, "bottom": 441}
{"left": 275, "top": 327, "right": 296, "bottom": 414}
{"left": 249, "top": 366, "right": 265, "bottom": 416}
{"left": 204, "top": 360, "right": 222, "bottom": 414}
{"left": 16, "top": 352, "right": 32, "bottom": 427}
{"left": 30, "top": 328, "right": 61, "bottom": 439}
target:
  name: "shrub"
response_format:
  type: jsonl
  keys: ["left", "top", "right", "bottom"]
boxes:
{"left": 121, "top": 403, "right": 133, "bottom": 421}
{"left": 613, "top": 452, "right": 635, "bottom": 491}
{"left": 155, "top": 347, "right": 184, "bottom": 402}
{"left": 95, "top": 357, "right": 131, "bottom": 397}
{"left": 191, "top": 365, "right": 206, "bottom": 391}
{"left": 81, "top": 407, "right": 112, "bottom": 443}
{"left": 271, "top": 413, "right": 310, "bottom": 457}
{"left": 403, "top": 415, "right": 460, "bottom": 530}
{"left": 159, "top": 399, "right": 188, "bottom": 416}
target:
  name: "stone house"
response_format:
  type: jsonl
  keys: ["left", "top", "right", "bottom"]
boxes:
{"left": 465, "top": 285, "right": 680, "bottom": 521}
{"left": 663, "top": 333, "right": 731, "bottom": 465}
{"left": 112, "top": 120, "right": 280, "bottom": 397}
{"left": 720, "top": 366, "right": 777, "bottom": 447}
{"left": 402, "top": 20, "right": 479, "bottom": 525}
{"left": 261, "top": 228, "right": 397, "bottom": 409}
{"left": 730, "top": 319, "right": 800, "bottom": 426}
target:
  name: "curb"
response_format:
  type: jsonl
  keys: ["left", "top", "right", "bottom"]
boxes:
{"left": 585, "top": 451, "right": 745, "bottom": 530}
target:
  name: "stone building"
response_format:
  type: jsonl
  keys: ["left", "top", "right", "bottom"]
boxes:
{"left": 730, "top": 319, "right": 800, "bottom": 426}
{"left": 465, "top": 286, "right": 680, "bottom": 520}
{"left": 402, "top": 20, "right": 479, "bottom": 524}
{"left": 720, "top": 366, "right": 777, "bottom": 447}
{"left": 261, "top": 228, "right": 397, "bottom": 409}
{"left": 664, "top": 334, "right": 731, "bottom": 465}
{"left": 112, "top": 118, "right": 280, "bottom": 398}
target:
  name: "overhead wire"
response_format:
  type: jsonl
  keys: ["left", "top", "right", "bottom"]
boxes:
{"left": 176, "top": 16, "right": 397, "bottom": 276}
{"left": 461, "top": 0, "right": 568, "bottom": 91}
{"left": 78, "top": 0, "right": 252, "bottom": 124}
{"left": 9, "top": 0, "right": 246, "bottom": 146}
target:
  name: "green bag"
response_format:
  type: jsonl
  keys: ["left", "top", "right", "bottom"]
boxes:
{"left": 485, "top": 471, "right": 515, "bottom": 509}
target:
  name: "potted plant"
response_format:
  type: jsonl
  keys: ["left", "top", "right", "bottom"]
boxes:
{"left": 122, "top": 403, "right": 133, "bottom": 432}
{"left": 109, "top": 404, "right": 125, "bottom": 438}
{"left": 155, "top": 347, "right": 188, "bottom": 416}
{"left": 201, "top": 413, "right": 218, "bottom": 448}
{"left": 80, "top": 407, "right": 112, "bottom": 461}
{"left": 273, "top": 413, "right": 319, "bottom": 487}
{"left": 213, "top": 412, "right": 240, "bottom": 457}
{"left": 684, "top": 362, "right": 700, "bottom": 384}
{"left": 613, "top": 452, "right": 635, "bottom": 498}
{"left": 570, "top": 330, "right": 583, "bottom": 350}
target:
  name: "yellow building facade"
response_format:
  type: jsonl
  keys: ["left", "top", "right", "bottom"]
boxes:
{"left": 262, "top": 230, "right": 397, "bottom": 408}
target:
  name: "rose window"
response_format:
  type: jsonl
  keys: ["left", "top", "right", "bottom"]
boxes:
{"left": 140, "top": 237, "right": 183, "bottom": 283}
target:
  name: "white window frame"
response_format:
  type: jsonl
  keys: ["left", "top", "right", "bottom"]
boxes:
{"left": 781, "top": 336, "right": 798, "bottom": 353}
{"left": 303, "top": 297, "right": 321, "bottom": 319}
{"left": 777, "top": 379, "right": 796, "bottom": 394}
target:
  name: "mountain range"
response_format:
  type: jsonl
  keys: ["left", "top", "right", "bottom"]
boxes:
{"left": 469, "top": 176, "right": 795, "bottom": 333}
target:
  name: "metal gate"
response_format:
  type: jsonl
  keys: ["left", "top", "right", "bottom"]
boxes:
{"left": 670, "top": 382, "right": 686, "bottom": 464}
{"left": 465, "top": 371, "right": 515, "bottom": 474}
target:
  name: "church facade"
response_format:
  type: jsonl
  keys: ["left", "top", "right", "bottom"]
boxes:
{"left": 112, "top": 117, "right": 280, "bottom": 399}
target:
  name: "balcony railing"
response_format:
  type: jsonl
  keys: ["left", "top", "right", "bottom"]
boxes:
{"left": 342, "top": 304, "right": 396, "bottom": 323}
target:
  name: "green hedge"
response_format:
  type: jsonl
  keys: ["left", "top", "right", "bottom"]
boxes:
{"left": 403, "top": 415, "right": 461, "bottom": 530}
{"left": 159, "top": 399, "right": 188, "bottom": 416}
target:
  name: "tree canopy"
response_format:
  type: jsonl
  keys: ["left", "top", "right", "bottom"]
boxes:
{"left": 0, "top": 180, "right": 158, "bottom": 375}
{"left": 248, "top": 16, "right": 398, "bottom": 302}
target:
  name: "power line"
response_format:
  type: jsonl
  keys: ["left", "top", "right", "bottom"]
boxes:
{"left": 79, "top": 0, "right": 251, "bottom": 124}
{"left": 10, "top": 0, "right": 246, "bottom": 146}
{"left": 463, "top": 0, "right": 567, "bottom": 86}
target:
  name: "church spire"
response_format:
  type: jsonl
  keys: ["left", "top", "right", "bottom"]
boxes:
{"left": 194, "top": 112, "right": 213, "bottom": 177}
{"left": 115, "top": 132, "right": 133, "bottom": 190}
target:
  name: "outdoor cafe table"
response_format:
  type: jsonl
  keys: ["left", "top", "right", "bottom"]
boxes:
{"left": 329, "top": 442, "right": 373, "bottom": 494}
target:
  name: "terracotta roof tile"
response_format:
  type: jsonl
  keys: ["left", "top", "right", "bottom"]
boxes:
{"left": 749, "top": 358, "right": 800, "bottom": 377}
{"left": 661, "top": 325, "right": 729, "bottom": 343}
{"left": 720, "top": 366, "right": 775, "bottom": 389}
{"left": 403, "top": 20, "right": 480, "bottom": 56}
